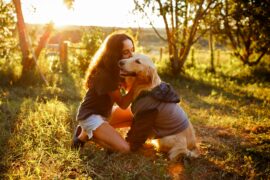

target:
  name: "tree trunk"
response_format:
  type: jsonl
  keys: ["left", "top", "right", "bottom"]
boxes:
{"left": 178, "top": 46, "right": 191, "bottom": 70}
{"left": 13, "top": 0, "right": 34, "bottom": 73}
{"left": 170, "top": 56, "right": 180, "bottom": 74}
{"left": 34, "top": 23, "right": 53, "bottom": 60}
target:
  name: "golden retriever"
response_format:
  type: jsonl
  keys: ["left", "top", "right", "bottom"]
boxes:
{"left": 119, "top": 54, "right": 199, "bottom": 160}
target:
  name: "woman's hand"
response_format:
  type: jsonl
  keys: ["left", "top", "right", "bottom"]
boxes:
{"left": 109, "top": 76, "right": 151, "bottom": 109}
{"left": 120, "top": 77, "right": 135, "bottom": 91}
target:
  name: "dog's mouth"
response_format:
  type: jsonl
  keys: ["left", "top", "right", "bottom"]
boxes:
{"left": 120, "top": 69, "right": 137, "bottom": 77}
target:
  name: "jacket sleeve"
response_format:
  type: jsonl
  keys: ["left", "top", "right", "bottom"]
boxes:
{"left": 126, "top": 108, "right": 158, "bottom": 151}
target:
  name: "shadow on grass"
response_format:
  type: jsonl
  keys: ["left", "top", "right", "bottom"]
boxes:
{"left": 161, "top": 74, "right": 268, "bottom": 119}
{"left": 218, "top": 71, "right": 270, "bottom": 85}
{"left": 163, "top": 74, "right": 265, "bottom": 103}
{"left": 77, "top": 143, "right": 171, "bottom": 179}
{"left": 191, "top": 124, "right": 270, "bottom": 179}
{"left": 183, "top": 155, "right": 243, "bottom": 180}
{"left": 0, "top": 84, "right": 39, "bottom": 177}
{"left": 158, "top": 73, "right": 269, "bottom": 179}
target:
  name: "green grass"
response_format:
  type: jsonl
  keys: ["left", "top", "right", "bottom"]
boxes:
{"left": 158, "top": 51, "right": 270, "bottom": 179}
{"left": 0, "top": 49, "right": 269, "bottom": 179}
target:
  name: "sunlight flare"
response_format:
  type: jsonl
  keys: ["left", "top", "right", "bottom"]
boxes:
{"left": 21, "top": 0, "right": 149, "bottom": 27}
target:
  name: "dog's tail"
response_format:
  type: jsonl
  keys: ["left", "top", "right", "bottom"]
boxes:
{"left": 187, "top": 122, "right": 197, "bottom": 150}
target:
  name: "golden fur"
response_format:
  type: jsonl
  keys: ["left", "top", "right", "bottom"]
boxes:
{"left": 119, "top": 54, "right": 199, "bottom": 160}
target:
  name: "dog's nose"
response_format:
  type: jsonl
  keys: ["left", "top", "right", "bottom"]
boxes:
{"left": 118, "top": 60, "right": 125, "bottom": 66}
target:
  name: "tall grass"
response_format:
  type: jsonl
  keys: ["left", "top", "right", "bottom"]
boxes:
{"left": 0, "top": 54, "right": 172, "bottom": 179}
{"left": 0, "top": 47, "right": 269, "bottom": 179}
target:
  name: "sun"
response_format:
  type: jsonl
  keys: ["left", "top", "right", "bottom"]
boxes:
{"left": 22, "top": 0, "right": 145, "bottom": 28}
{"left": 22, "top": 0, "right": 73, "bottom": 27}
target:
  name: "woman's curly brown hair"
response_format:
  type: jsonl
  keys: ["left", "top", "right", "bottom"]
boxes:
{"left": 85, "top": 32, "right": 134, "bottom": 89}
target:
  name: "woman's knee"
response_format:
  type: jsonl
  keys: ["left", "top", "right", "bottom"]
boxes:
{"left": 96, "top": 138, "right": 130, "bottom": 153}
{"left": 93, "top": 123, "right": 130, "bottom": 153}
{"left": 117, "top": 142, "right": 130, "bottom": 153}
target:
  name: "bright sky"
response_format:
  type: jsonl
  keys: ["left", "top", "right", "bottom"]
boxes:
{"left": 20, "top": 0, "right": 163, "bottom": 28}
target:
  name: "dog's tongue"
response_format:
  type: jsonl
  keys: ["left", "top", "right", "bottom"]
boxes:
{"left": 120, "top": 69, "right": 136, "bottom": 77}
{"left": 120, "top": 69, "right": 128, "bottom": 76}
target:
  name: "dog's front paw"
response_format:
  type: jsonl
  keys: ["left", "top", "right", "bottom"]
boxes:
{"left": 187, "top": 150, "right": 199, "bottom": 158}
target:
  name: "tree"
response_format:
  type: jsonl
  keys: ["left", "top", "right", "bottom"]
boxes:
{"left": 13, "top": 0, "right": 53, "bottom": 76}
{"left": 134, "top": 0, "right": 219, "bottom": 73}
{"left": 221, "top": 0, "right": 270, "bottom": 66}
{"left": 13, "top": 0, "right": 32, "bottom": 74}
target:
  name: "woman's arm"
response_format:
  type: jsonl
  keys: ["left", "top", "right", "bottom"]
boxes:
{"left": 109, "top": 84, "right": 136, "bottom": 109}
{"left": 109, "top": 76, "right": 151, "bottom": 109}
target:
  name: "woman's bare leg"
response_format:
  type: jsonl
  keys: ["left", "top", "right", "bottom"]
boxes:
{"left": 76, "top": 108, "right": 132, "bottom": 152}
{"left": 93, "top": 122, "right": 130, "bottom": 153}
{"left": 108, "top": 106, "right": 133, "bottom": 128}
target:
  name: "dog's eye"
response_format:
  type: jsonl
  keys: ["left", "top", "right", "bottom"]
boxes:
{"left": 135, "top": 59, "right": 141, "bottom": 64}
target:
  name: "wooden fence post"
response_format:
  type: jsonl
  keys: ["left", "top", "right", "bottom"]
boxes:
{"left": 159, "top": 47, "right": 163, "bottom": 61}
{"left": 59, "top": 41, "right": 68, "bottom": 73}
{"left": 217, "top": 49, "right": 220, "bottom": 67}
{"left": 191, "top": 47, "right": 195, "bottom": 67}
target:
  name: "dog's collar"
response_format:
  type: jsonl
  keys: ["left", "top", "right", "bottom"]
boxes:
{"left": 133, "top": 90, "right": 152, "bottom": 105}
{"left": 132, "top": 82, "right": 164, "bottom": 105}
{"left": 132, "top": 82, "right": 180, "bottom": 106}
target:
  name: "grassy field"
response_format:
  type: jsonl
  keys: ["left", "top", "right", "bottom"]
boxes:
{"left": 0, "top": 40, "right": 269, "bottom": 179}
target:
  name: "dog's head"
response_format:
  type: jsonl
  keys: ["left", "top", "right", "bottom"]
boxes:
{"left": 118, "top": 54, "right": 161, "bottom": 94}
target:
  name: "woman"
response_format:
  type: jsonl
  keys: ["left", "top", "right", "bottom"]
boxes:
{"left": 72, "top": 31, "right": 144, "bottom": 153}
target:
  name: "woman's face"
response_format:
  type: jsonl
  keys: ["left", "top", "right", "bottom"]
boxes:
{"left": 121, "top": 39, "right": 134, "bottom": 59}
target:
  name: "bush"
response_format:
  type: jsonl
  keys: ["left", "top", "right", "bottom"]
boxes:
{"left": 75, "top": 28, "right": 104, "bottom": 73}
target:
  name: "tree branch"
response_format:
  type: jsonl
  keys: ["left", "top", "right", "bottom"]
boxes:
{"left": 133, "top": 0, "right": 167, "bottom": 41}
{"left": 193, "top": 28, "right": 208, "bottom": 44}
{"left": 247, "top": 51, "right": 267, "bottom": 66}
{"left": 34, "top": 23, "right": 53, "bottom": 60}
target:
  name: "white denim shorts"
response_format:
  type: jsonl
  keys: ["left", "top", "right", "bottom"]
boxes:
{"left": 79, "top": 114, "right": 108, "bottom": 139}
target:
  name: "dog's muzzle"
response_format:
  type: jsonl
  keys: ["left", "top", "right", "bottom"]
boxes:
{"left": 119, "top": 60, "right": 137, "bottom": 77}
